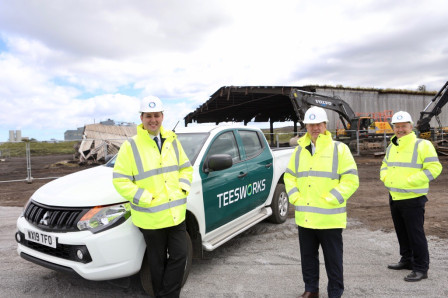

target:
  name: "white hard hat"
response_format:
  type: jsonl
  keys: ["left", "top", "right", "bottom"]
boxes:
{"left": 139, "top": 96, "right": 164, "bottom": 113}
{"left": 391, "top": 111, "right": 413, "bottom": 124}
{"left": 303, "top": 106, "right": 329, "bottom": 124}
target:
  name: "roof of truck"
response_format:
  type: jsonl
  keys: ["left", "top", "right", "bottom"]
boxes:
{"left": 175, "top": 124, "right": 259, "bottom": 134}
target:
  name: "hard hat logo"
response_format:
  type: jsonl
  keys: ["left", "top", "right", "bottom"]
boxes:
{"left": 139, "top": 96, "right": 164, "bottom": 113}
{"left": 391, "top": 111, "right": 413, "bottom": 124}
{"left": 303, "top": 106, "right": 328, "bottom": 124}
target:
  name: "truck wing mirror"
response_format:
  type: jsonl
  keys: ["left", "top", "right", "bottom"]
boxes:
{"left": 204, "top": 154, "right": 233, "bottom": 173}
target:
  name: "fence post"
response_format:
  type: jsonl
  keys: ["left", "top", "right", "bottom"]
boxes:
{"left": 276, "top": 134, "right": 279, "bottom": 148}
{"left": 356, "top": 130, "right": 360, "bottom": 156}
{"left": 26, "top": 142, "right": 33, "bottom": 183}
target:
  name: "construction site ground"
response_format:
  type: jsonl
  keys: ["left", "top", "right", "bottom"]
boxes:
{"left": 1, "top": 153, "right": 448, "bottom": 297}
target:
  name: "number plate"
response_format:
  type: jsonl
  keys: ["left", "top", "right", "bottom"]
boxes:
{"left": 24, "top": 229, "right": 57, "bottom": 248}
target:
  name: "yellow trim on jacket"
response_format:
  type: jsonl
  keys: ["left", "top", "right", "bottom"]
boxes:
{"left": 380, "top": 132, "right": 442, "bottom": 200}
{"left": 284, "top": 130, "right": 359, "bottom": 229}
{"left": 112, "top": 124, "right": 193, "bottom": 229}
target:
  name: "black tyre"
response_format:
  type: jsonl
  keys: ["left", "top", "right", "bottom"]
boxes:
{"left": 268, "top": 183, "right": 289, "bottom": 224}
{"left": 140, "top": 231, "right": 193, "bottom": 297}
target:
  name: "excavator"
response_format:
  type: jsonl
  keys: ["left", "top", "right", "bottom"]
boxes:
{"left": 416, "top": 80, "right": 448, "bottom": 140}
{"left": 289, "top": 88, "right": 393, "bottom": 149}
{"left": 416, "top": 80, "right": 448, "bottom": 155}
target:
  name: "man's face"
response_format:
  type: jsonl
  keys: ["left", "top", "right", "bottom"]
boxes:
{"left": 141, "top": 112, "right": 164, "bottom": 135}
{"left": 393, "top": 122, "right": 413, "bottom": 139}
{"left": 306, "top": 122, "right": 327, "bottom": 142}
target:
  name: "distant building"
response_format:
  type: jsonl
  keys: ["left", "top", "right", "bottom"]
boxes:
{"left": 64, "top": 127, "right": 84, "bottom": 141}
{"left": 100, "top": 119, "right": 115, "bottom": 126}
{"left": 8, "top": 130, "right": 22, "bottom": 142}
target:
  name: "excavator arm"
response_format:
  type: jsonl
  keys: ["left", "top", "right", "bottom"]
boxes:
{"left": 417, "top": 81, "right": 448, "bottom": 138}
{"left": 289, "top": 88, "right": 360, "bottom": 134}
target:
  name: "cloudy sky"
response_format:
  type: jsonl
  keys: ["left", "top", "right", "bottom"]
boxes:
{"left": 1, "top": 0, "right": 447, "bottom": 141}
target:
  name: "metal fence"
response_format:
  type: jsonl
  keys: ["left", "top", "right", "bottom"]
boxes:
{"left": 1, "top": 130, "right": 446, "bottom": 184}
{"left": 0, "top": 138, "right": 126, "bottom": 184}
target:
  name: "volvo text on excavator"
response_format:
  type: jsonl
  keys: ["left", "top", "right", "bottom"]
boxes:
{"left": 289, "top": 89, "right": 393, "bottom": 148}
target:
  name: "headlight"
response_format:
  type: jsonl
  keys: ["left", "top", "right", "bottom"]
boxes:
{"left": 77, "top": 203, "right": 131, "bottom": 233}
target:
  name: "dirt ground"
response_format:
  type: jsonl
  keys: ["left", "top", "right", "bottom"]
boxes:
{"left": 1, "top": 153, "right": 447, "bottom": 239}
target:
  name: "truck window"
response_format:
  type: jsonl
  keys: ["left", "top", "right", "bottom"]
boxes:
{"left": 239, "top": 130, "right": 263, "bottom": 159}
{"left": 207, "top": 131, "right": 241, "bottom": 163}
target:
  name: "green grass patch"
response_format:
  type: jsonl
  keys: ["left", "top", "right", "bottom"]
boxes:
{"left": 0, "top": 141, "right": 79, "bottom": 157}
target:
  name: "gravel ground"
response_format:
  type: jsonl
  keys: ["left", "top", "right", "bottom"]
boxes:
{"left": 2, "top": 206, "right": 447, "bottom": 298}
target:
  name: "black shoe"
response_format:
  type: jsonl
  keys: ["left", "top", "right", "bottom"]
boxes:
{"left": 300, "top": 291, "right": 319, "bottom": 298}
{"left": 404, "top": 271, "right": 428, "bottom": 282}
{"left": 387, "top": 261, "right": 412, "bottom": 270}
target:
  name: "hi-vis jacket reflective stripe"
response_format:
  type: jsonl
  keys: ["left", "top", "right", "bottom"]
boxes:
{"left": 112, "top": 124, "right": 193, "bottom": 229}
{"left": 284, "top": 131, "right": 359, "bottom": 229}
{"left": 380, "top": 132, "right": 442, "bottom": 201}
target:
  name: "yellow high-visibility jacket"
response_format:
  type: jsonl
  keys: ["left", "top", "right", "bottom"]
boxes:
{"left": 112, "top": 124, "right": 193, "bottom": 229}
{"left": 380, "top": 132, "right": 442, "bottom": 200}
{"left": 285, "top": 131, "right": 359, "bottom": 229}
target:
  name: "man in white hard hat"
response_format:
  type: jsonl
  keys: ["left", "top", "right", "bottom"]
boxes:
{"left": 285, "top": 106, "right": 359, "bottom": 298}
{"left": 381, "top": 111, "right": 442, "bottom": 282}
{"left": 113, "top": 96, "right": 193, "bottom": 297}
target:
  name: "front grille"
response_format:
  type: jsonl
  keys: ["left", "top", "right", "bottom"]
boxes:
{"left": 17, "top": 231, "right": 92, "bottom": 263}
{"left": 24, "top": 201, "right": 88, "bottom": 232}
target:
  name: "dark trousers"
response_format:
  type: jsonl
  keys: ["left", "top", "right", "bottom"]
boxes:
{"left": 298, "top": 226, "right": 344, "bottom": 298}
{"left": 140, "top": 221, "right": 187, "bottom": 298}
{"left": 389, "top": 195, "right": 429, "bottom": 273}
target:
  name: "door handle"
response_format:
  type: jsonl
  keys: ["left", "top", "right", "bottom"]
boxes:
{"left": 238, "top": 172, "right": 247, "bottom": 178}
{"left": 265, "top": 163, "right": 273, "bottom": 168}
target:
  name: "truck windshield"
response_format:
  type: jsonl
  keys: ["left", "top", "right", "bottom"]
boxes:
{"left": 105, "top": 132, "right": 208, "bottom": 167}
{"left": 177, "top": 132, "right": 208, "bottom": 165}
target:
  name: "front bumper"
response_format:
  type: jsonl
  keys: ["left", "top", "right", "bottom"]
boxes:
{"left": 16, "top": 216, "right": 146, "bottom": 281}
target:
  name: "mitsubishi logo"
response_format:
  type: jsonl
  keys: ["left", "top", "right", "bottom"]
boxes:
{"left": 40, "top": 212, "right": 50, "bottom": 226}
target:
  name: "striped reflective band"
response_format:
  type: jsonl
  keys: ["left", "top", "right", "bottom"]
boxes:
{"left": 387, "top": 187, "right": 429, "bottom": 194}
{"left": 285, "top": 168, "right": 295, "bottom": 176}
{"left": 288, "top": 187, "right": 298, "bottom": 197}
{"left": 133, "top": 188, "right": 144, "bottom": 205}
{"left": 330, "top": 188, "right": 344, "bottom": 204}
{"left": 295, "top": 205, "right": 346, "bottom": 214}
{"left": 113, "top": 172, "right": 134, "bottom": 181}
{"left": 297, "top": 171, "right": 340, "bottom": 179}
{"left": 180, "top": 161, "right": 192, "bottom": 169}
{"left": 424, "top": 169, "right": 435, "bottom": 181}
{"left": 131, "top": 198, "right": 187, "bottom": 213}
{"left": 385, "top": 139, "right": 423, "bottom": 169}
{"left": 424, "top": 156, "right": 439, "bottom": 163}
{"left": 387, "top": 162, "right": 422, "bottom": 169}
{"left": 128, "top": 138, "right": 181, "bottom": 182}
{"left": 134, "top": 165, "right": 179, "bottom": 180}
{"left": 179, "top": 178, "right": 191, "bottom": 186}
{"left": 292, "top": 142, "right": 343, "bottom": 180}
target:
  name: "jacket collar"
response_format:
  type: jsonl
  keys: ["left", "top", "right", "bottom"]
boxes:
{"left": 137, "top": 124, "right": 176, "bottom": 141}
{"left": 298, "top": 130, "right": 332, "bottom": 149}
{"left": 391, "top": 131, "right": 416, "bottom": 147}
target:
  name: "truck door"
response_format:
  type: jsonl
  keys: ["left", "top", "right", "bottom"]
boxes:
{"left": 200, "top": 130, "right": 251, "bottom": 233}
{"left": 237, "top": 129, "right": 274, "bottom": 209}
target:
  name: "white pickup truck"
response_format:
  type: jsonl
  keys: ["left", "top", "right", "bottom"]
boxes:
{"left": 15, "top": 125, "right": 293, "bottom": 294}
